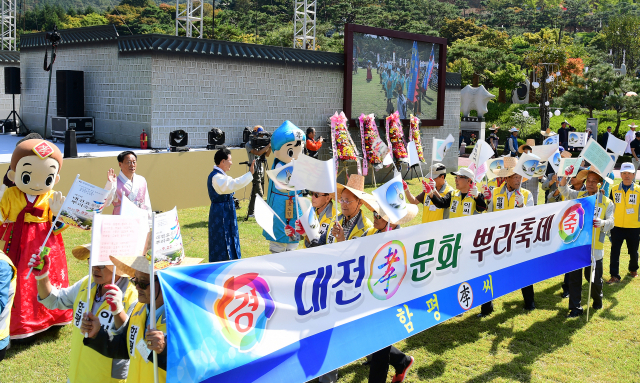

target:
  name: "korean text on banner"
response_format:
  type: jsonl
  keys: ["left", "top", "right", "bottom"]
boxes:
{"left": 290, "top": 154, "right": 337, "bottom": 194}
{"left": 158, "top": 196, "right": 595, "bottom": 383}
{"left": 90, "top": 214, "right": 147, "bottom": 266}
{"left": 58, "top": 179, "right": 110, "bottom": 230}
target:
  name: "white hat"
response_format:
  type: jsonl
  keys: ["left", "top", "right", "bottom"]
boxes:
{"left": 509, "top": 127, "right": 519, "bottom": 132}
{"left": 430, "top": 163, "right": 447, "bottom": 176}
{"left": 451, "top": 167, "right": 475, "bottom": 179}
{"left": 620, "top": 162, "right": 636, "bottom": 173}
{"left": 629, "top": 124, "right": 638, "bottom": 129}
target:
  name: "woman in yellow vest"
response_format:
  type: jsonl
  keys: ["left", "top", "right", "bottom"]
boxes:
{"left": 481, "top": 157, "right": 536, "bottom": 317}
{"left": 559, "top": 169, "right": 614, "bottom": 317}
{"left": 81, "top": 254, "right": 203, "bottom": 383}
{"left": 0, "top": 250, "right": 15, "bottom": 361}
{"left": 326, "top": 175, "right": 376, "bottom": 243}
{"left": 403, "top": 163, "right": 453, "bottom": 223}
{"left": 426, "top": 167, "right": 487, "bottom": 219}
{"left": 606, "top": 162, "right": 640, "bottom": 284}
{"left": 28, "top": 244, "right": 138, "bottom": 383}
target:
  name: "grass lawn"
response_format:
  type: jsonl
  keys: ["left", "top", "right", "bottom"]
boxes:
{"left": 1, "top": 174, "right": 640, "bottom": 382}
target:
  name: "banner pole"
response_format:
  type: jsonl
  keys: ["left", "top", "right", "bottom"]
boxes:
{"left": 27, "top": 174, "right": 81, "bottom": 279}
{"left": 150, "top": 212, "right": 159, "bottom": 383}
{"left": 586, "top": 252, "right": 595, "bottom": 322}
{"left": 84, "top": 210, "right": 97, "bottom": 338}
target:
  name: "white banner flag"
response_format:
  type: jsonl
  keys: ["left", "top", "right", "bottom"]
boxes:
{"left": 297, "top": 197, "right": 320, "bottom": 242}
{"left": 407, "top": 141, "right": 420, "bottom": 166}
{"left": 267, "top": 162, "right": 296, "bottom": 191}
{"left": 58, "top": 178, "right": 110, "bottom": 230}
{"left": 485, "top": 158, "right": 505, "bottom": 180}
{"left": 532, "top": 144, "right": 558, "bottom": 162}
{"left": 432, "top": 134, "right": 455, "bottom": 162}
{"left": 568, "top": 132, "right": 588, "bottom": 148}
{"left": 90, "top": 214, "right": 147, "bottom": 267}
{"left": 543, "top": 135, "right": 559, "bottom": 146}
{"left": 606, "top": 134, "right": 627, "bottom": 156}
{"left": 580, "top": 138, "right": 615, "bottom": 180}
{"left": 514, "top": 153, "right": 541, "bottom": 179}
{"left": 290, "top": 154, "right": 337, "bottom": 194}
{"left": 372, "top": 174, "right": 408, "bottom": 224}
{"left": 469, "top": 140, "right": 495, "bottom": 172}
{"left": 152, "top": 207, "right": 185, "bottom": 266}
{"left": 255, "top": 197, "right": 280, "bottom": 240}
{"left": 549, "top": 150, "right": 561, "bottom": 173}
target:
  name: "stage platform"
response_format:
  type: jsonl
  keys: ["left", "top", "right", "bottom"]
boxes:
{"left": 0, "top": 134, "right": 257, "bottom": 213}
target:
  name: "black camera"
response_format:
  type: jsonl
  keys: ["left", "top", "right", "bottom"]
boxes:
{"left": 251, "top": 132, "right": 271, "bottom": 150}
{"left": 45, "top": 26, "right": 61, "bottom": 45}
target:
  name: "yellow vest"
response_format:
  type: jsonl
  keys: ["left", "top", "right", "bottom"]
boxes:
{"left": 0, "top": 252, "right": 15, "bottom": 342}
{"left": 327, "top": 211, "right": 374, "bottom": 243}
{"left": 449, "top": 190, "right": 481, "bottom": 219}
{"left": 422, "top": 182, "right": 454, "bottom": 223}
{"left": 577, "top": 191, "right": 610, "bottom": 250}
{"left": 126, "top": 303, "right": 167, "bottom": 383}
{"left": 492, "top": 185, "right": 531, "bottom": 212}
{"left": 611, "top": 183, "right": 640, "bottom": 228}
{"left": 69, "top": 277, "right": 138, "bottom": 383}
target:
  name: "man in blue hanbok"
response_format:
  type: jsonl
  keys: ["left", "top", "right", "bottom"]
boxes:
{"left": 264, "top": 121, "right": 306, "bottom": 253}
{"left": 208, "top": 148, "right": 254, "bottom": 262}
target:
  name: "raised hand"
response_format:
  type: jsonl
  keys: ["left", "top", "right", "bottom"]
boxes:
{"left": 402, "top": 180, "right": 409, "bottom": 191}
{"left": 107, "top": 168, "right": 116, "bottom": 184}
{"left": 482, "top": 185, "right": 492, "bottom": 200}
{"left": 27, "top": 252, "right": 49, "bottom": 280}
{"left": 294, "top": 219, "right": 306, "bottom": 236}
{"left": 469, "top": 183, "right": 479, "bottom": 198}
{"left": 49, "top": 191, "right": 65, "bottom": 216}
{"left": 593, "top": 218, "right": 604, "bottom": 228}
{"left": 514, "top": 190, "right": 524, "bottom": 208}
{"left": 104, "top": 284, "right": 124, "bottom": 315}
{"left": 284, "top": 224, "right": 295, "bottom": 237}
{"left": 145, "top": 326, "right": 166, "bottom": 354}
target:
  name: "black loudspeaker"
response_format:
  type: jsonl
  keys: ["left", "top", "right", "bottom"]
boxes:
{"left": 56, "top": 70, "right": 84, "bottom": 117}
{"left": 4, "top": 67, "right": 19, "bottom": 94}
{"left": 64, "top": 129, "right": 78, "bottom": 158}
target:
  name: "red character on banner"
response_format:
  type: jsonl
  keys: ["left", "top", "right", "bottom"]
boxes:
{"left": 0, "top": 139, "right": 71, "bottom": 339}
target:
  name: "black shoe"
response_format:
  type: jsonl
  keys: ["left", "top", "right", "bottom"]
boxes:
{"left": 524, "top": 302, "right": 536, "bottom": 311}
{"left": 592, "top": 303, "right": 603, "bottom": 310}
{"left": 561, "top": 291, "right": 570, "bottom": 298}
{"left": 566, "top": 309, "right": 583, "bottom": 318}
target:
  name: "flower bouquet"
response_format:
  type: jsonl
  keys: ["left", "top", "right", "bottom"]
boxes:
{"left": 359, "top": 113, "right": 389, "bottom": 174}
{"left": 409, "top": 114, "right": 424, "bottom": 162}
{"left": 385, "top": 111, "right": 408, "bottom": 162}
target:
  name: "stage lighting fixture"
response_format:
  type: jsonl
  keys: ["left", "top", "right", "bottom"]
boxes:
{"left": 169, "top": 129, "right": 189, "bottom": 152}
{"left": 207, "top": 128, "right": 226, "bottom": 150}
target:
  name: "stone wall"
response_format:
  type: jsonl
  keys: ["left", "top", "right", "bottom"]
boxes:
{"left": 20, "top": 43, "right": 152, "bottom": 146}
{"left": 149, "top": 53, "right": 343, "bottom": 148}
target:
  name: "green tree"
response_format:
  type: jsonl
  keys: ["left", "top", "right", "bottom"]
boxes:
{"left": 601, "top": 14, "right": 640, "bottom": 72}
{"left": 439, "top": 18, "right": 482, "bottom": 44}
{"left": 604, "top": 77, "right": 640, "bottom": 135}
{"left": 488, "top": 62, "right": 527, "bottom": 103}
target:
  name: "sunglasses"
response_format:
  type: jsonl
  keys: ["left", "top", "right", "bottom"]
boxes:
{"left": 311, "top": 192, "right": 329, "bottom": 198}
{"left": 130, "top": 277, "right": 152, "bottom": 290}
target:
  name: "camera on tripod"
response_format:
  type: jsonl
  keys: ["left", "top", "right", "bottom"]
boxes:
{"left": 45, "top": 26, "right": 61, "bottom": 45}
{"left": 242, "top": 127, "right": 271, "bottom": 151}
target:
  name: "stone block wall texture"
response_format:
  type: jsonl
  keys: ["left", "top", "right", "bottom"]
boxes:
{"left": 19, "top": 41, "right": 461, "bottom": 179}
{"left": 0, "top": 62, "right": 20, "bottom": 127}
{"left": 20, "top": 43, "right": 152, "bottom": 146}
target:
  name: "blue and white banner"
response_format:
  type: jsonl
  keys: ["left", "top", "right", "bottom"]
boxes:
{"left": 158, "top": 196, "right": 595, "bottom": 383}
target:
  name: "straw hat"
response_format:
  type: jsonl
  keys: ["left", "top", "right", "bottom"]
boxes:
{"left": 337, "top": 174, "right": 378, "bottom": 211}
{"left": 488, "top": 124, "right": 499, "bottom": 131}
{"left": 370, "top": 200, "right": 418, "bottom": 226}
{"left": 518, "top": 139, "right": 536, "bottom": 154}
{"left": 509, "top": 127, "right": 519, "bottom": 132}
{"left": 72, "top": 244, "right": 131, "bottom": 277}
{"left": 576, "top": 168, "right": 613, "bottom": 184}
{"left": 629, "top": 123, "right": 638, "bottom": 129}
{"left": 541, "top": 128, "right": 557, "bottom": 137}
{"left": 110, "top": 254, "right": 203, "bottom": 277}
{"left": 560, "top": 150, "right": 572, "bottom": 158}
{"left": 494, "top": 157, "right": 517, "bottom": 177}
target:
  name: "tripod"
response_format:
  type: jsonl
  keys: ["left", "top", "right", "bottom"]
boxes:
{"left": 2, "top": 93, "right": 27, "bottom": 134}
{"left": 244, "top": 155, "right": 267, "bottom": 221}
{"left": 403, "top": 163, "right": 420, "bottom": 180}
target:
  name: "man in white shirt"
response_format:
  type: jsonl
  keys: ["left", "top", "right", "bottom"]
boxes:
{"left": 208, "top": 148, "right": 254, "bottom": 262}
{"left": 625, "top": 124, "right": 637, "bottom": 154}
{"left": 104, "top": 151, "right": 152, "bottom": 219}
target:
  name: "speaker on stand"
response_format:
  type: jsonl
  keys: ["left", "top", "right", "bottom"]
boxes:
{"left": 2, "top": 67, "right": 28, "bottom": 135}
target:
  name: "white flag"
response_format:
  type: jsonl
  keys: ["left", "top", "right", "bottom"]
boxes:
{"left": 152, "top": 207, "right": 185, "bottom": 266}
{"left": 514, "top": 153, "right": 541, "bottom": 179}
{"left": 254, "top": 197, "right": 280, "bottom": 240}
{"left": 58, "top": 178, "right": 110, "bottom": 230}
{"left": 120, "top": 195, "right": 149, "bottom": 221}
{"left": 90, "top": 214, "right": 147, "bottom": 267}
{"left": 543, "top": 135, "right": 559, "bottom": 146}
{"left": 485, "top": 158, "right": 505, "bottom": 180}
{"left": 432, "top": 134, "right": 455, "bottom": 162}
{"left": 407, "top": 141, "right": 420, "bottom": 166}
{"left": 606, "top": 134, "right": 627, "bottom": 156}
{"left": 371, "top": 173, "right": 408, "bottom": 224}
{"left": 382, "top": 152, "right": 393, "bottom": 166}
{"left": 580, "top": 138, "right": 615, "bottom": 180}
{"left": 267, "top": 162, "right": 296, "bottom": 191}
{"left": 550, "top": 150, "right": 561, "bottom": 173}
{"left": 469, "top": 140, "right": 495, "bottom": 171}
{"left": 532, "top": 144, "right": 558, "bottom": 162}
{"left": 568, "top": 132, "right": 588, "bottom": 148}
{"left": 297, "top": 197, "right": 320, "bottom": 242}
{"left": 290, "top": 154, "right": 337, "bottom": 194}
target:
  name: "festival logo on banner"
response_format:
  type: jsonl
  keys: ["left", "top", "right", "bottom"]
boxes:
{"left": 213, "top": 273, "right": 276, "bottom": 352}
{"left": 368, "top": 240, "right": 407, "bottom": 300}
{"left": 558, "top": 203, "right": 585, "bottom": 244}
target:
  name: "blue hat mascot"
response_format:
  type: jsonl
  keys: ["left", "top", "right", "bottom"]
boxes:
{"left": 263, "top": 121, "right": 306, "bottom": 252}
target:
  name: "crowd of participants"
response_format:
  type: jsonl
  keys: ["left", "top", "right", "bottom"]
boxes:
{"left": 0, "top": 120, "right": 636, "bottom": 383}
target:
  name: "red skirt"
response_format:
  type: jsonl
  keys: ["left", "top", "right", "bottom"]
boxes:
{"left": 0, "top": 221, "right": 72, "bottom": 339}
